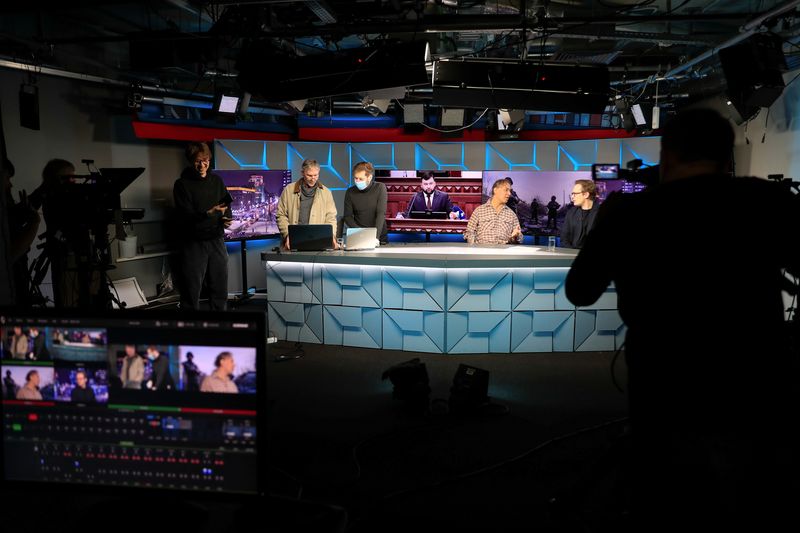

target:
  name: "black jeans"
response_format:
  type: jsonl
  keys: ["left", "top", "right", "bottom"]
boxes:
{"left": 180, "top": 237, "right": 228, "bottom": 311}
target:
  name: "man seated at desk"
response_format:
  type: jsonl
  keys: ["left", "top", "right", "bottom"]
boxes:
{"left": 399, "top": 171, "right": 459, "bottom": 219}
{"left": 464, "top": 178, "right": 523, "bottom": 244}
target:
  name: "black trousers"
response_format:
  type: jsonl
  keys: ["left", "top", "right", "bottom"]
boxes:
{"left": 180, "top": 237, "right": 228, "bottom": 311}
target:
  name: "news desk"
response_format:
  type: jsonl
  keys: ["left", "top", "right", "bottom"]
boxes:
{"left": 261, "top": 243, "right": 623, "bottom": 354}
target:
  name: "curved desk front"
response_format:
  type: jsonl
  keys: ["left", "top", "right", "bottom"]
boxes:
{"left": 261, "top": 243, "right": 623, "bottom": 354}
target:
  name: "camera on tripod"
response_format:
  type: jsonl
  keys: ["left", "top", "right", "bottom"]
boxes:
{"left": 29, "top": 165, "right": 145, "bottom": 309}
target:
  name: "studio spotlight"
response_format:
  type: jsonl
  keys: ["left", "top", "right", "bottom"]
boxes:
{"left": 449, "top": 364, "right": 489, "bottom": 412}
{"left": 440, "top": 108, "right": 465, "bottom": 128}
{"left": 361, "top": 87, "right": 405, "bottom": 116}
{"left": 215, "top": 93, "right": 241, "bottom": 114}
{"left": 287, "top": 99, "right": 308, "bottom": 112}
{"left": 362, "top": 96, "right": 390, "bottom": 116}
{"left": 497, "top": 109, "right": 525, "bottom": 131}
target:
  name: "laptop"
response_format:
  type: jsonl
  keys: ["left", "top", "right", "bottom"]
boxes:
{"left": 410, "top": 210, "right": 448, "bottom": 219}
{"left": 344, "top": 227, "right": 378, "bottom": 251}
{"left": 288, "top": 224, "right": 334, "bottom": 251}
{"left": 0, "top": 307, "right": 266, "bottom": 499}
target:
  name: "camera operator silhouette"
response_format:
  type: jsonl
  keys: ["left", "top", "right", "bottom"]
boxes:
{"left": 565, "top": 108, "right": 800, "bottom": 531}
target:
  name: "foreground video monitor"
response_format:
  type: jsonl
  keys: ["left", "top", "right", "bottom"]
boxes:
{"left": 217, "top": 169, "right": 292, "bottom": 241}
{"left": 1, "top": 309, "right": 265, "bottom": 498}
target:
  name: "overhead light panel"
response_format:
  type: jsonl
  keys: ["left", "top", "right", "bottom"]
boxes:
{"left": 215, "top": 93, "right": 240, "bottom": 114}
{"left": 441, "top": 108, "right": 465, "bottom": 127}
{"left": 403, "top": 103, "right": 424, "bottom": 124}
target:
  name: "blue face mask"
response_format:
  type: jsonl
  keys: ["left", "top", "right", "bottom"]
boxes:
{"left": 355, "top": 180, "right": 368, "bottom": 191}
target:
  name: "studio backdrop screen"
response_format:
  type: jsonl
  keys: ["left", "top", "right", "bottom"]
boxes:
{"left": 216, "top": 169, "right": 292, "bottom": 241}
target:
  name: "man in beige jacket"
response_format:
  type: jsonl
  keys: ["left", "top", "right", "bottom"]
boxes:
{"left": 276, "top": 159, "right": 338, "bottom": 249}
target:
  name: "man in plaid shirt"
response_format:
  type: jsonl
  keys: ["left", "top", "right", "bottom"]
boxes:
{"left": 464, "top": 178, "right": 523, "bottom": 244}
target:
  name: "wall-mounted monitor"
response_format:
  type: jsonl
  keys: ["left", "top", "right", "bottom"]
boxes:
{"left": 374, "top": 169, "right": 483, "bottom": 221}
{"left": 482, "top": 170, "right": 592, "bottom": 233}
{"left": 215, "top": 169, "right": 292, "bottom": 241}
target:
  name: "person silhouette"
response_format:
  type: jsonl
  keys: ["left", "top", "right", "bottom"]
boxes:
{"left": 546, "top": 195, "right": 560, "bottom": 230}
{"left": 182, "top": 351, "right": 201, "bottom": 392}
{"left": 531, "top": 198, "right": 540, "bottom": 224}
{"left": 565, "top": 108, "right": 800, "bottom": 531}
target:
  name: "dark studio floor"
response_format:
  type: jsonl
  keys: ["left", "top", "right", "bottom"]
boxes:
{"left": 263, "top": 339, "right": 630, "bottom": 532}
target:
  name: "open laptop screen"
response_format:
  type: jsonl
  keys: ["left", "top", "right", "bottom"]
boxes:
{"left": 288, "top": 224, "right": 333, "bottom": 251}
{"left": 0, "top": 308, "right": 265, "bottom": 498}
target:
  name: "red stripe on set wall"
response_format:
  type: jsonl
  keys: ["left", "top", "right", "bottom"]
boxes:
{"left": 131, "top": 121, "right": 291, "bottom": 142}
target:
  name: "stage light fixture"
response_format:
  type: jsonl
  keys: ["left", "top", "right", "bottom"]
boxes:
{"left": 440, "top": 108, "right": 465, "bottom": 127}
{"left": 361, "top": 87, "right": 404, "bottom": 116}
{"left": 497, "top": 109, "right": 525, "bottom": 131}
{"left": 215, "top": 93, "right": 240, "bottom": 114}
{"left": 362, "top": 96, "right": 390, "bottom": 116}
{"left": 403, "top": 103, "right": 425, "bottom": 124}
{"left": 287, "top": 99, "right": 308, "bottom": 112}
{"left": 449, "top": 364, "right": 489, "bottom": 412}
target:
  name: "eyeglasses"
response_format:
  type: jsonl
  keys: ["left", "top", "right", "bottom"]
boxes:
{"left": 570, "top": 191, "right": 586, "bottom": 197}
{"left": 194, "top": 158, "right": 210, "bottom": 165}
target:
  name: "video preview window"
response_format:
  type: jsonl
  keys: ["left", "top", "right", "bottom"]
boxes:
{"left": 53, "top": 364, "right": 109, "bottom": 404}
{"left": 177, "top": 346, "right": 257, "bottom": 394}
{"left": 2, "top": 364, "right": 55, "bottom": 401}
{"left": 1, "top": 324, "right": 51, "bottom": 361}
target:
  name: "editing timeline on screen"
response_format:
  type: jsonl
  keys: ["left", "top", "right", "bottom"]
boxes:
{"left": 1, "top": 309, "right": 265, "bottom": 497}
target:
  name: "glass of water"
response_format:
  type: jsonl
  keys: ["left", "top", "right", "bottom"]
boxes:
{"left": 547, "top": 236, "right": 556, "bottom": 252}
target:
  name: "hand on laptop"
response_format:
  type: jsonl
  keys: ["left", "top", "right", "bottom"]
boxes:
{"left": 332, "top": 237, "right": 340, "bottom": 249}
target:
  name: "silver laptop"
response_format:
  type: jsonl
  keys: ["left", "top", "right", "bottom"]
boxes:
{"left": 344, "top": 227, "right": 378, "bottom": 251}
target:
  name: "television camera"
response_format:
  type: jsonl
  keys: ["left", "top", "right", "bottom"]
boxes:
{"left": 28, "top": 166, "right": 144, "bottom": 309}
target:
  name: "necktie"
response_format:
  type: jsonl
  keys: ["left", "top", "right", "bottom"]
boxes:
{"left": 426, "top": 194, "right": 432, "bottom": 210}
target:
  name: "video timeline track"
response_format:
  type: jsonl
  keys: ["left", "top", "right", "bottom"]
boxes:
{"left": 4, "top": 405, "right": 257, "bottom": 493}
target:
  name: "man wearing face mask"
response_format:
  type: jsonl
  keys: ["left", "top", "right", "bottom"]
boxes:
{"left": 173, "top": 142, "right": 231, "bottom": 311}
{"left": 145, "top": 346, "right": 174, "bottom": 391}
{"left": 342, "top": 161, "right": 388, "bottom": 244}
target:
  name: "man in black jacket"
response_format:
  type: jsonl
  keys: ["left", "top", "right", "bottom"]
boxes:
{"left": 342, "top": 162, "right": 388, "bottom": 244}
{"left": 565, "top": 109, "right": 800, "bottom": 530}
{"left": 173, "top": 142, "right": 231, "bottom": 310}
{"left": 559, "top": 179, "right": 599, "bottom": 248}
{"left": 70, "top": 370, "right": 96, "bottom": 403}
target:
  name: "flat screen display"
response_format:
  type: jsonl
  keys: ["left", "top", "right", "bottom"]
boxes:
{"left": 1, "top": 309, "right": 265, "bottom": 498}
{"left": 374, "top": 169, "right": 483, "bottom": 223}
{"left": 482, "top": 170, "right": 592, "bottom": 233}
{"left": 216, "top": 169, "right": 292, "bottom": 241}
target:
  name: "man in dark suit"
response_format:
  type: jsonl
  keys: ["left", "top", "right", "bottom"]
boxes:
{"left": 403, "top": 172, "right": 458, "bottom": 219}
